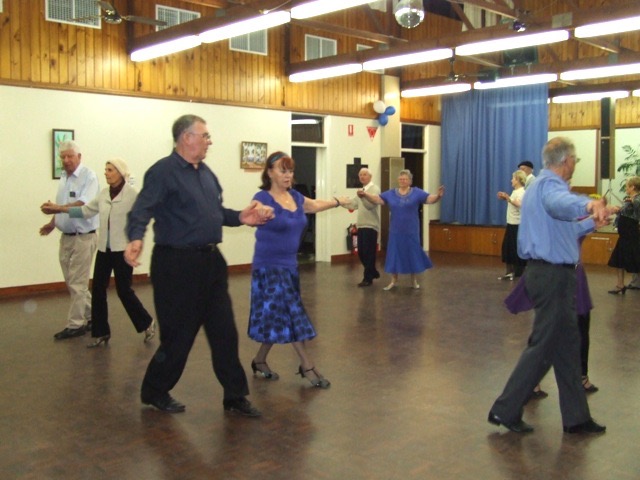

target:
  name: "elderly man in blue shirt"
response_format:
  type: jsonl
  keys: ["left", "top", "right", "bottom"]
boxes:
{"left": 40, "top": 140, "right": 100, "bottom": 340}
{"left": 125, "top": 114, "right": 274, "bottom": 416}
{"left": 488, "top": 136, "right": 613, "bottom": 435}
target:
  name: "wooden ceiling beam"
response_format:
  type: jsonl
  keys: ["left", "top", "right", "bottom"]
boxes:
{"left": 290, "top": 19, "right": 407, "bottom": 46}
{"left": 451, "top": 0, "right": 518, "bottom": 20}
{"left": 177, "top": 0, "right": 230, "bottom": 8}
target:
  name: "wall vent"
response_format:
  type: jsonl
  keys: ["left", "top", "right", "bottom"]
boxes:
{"left": 230, "top": 31, "right": 268, "bottom": 55}
{"left": 156, "top": 5, "right": 200, "bottom": 31}
{"left": 305, "top": 35, "right": 337, "bottom": 61}
{"left": 45, "top": 0, "right": 100, "bottom": 28}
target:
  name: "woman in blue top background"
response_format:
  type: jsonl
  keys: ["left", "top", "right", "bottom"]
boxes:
{"left": 248, "top": 151, "right": 349, "bottom": 389}
{"left": 359, "top": 169, "right": 444, "bottom": 290}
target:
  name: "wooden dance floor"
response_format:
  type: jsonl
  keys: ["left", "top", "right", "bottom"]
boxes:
{"left": 0, "top": 252, "right": 638, "bottom": 479}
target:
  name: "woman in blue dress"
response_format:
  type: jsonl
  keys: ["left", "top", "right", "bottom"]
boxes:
{"left": 248, "top": 151, "right": 349, "bottom": 389}
{"left": 358, "top": 169, "right": 444, "bottom": 290}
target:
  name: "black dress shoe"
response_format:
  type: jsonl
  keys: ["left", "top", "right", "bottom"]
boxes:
{"left": 54, "top": 327, "right": 86, "bottom": 340}
{"left": 223, "top": 398, "right": 261, "bottom": 417}
{"left": 142, "top": 394, "right": 186, "bottom": 413}
{"left": 373, "top": 272, "right": 380, "bottom": 279}
{"left": 358, "top": 280, "right": 372, "bottom": 287}
{"left": 563, "top": 418, "right": 606, "bottom": 434}
{"left": 488, "top": 411, "right": 534, "bottom": 433}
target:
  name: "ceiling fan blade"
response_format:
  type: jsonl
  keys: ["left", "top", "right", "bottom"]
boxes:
{"left": 122, "top": 15, "right": 167, "bottom": 27}
{"left": 97, "top": 1, "right": 115, "bottom": 12}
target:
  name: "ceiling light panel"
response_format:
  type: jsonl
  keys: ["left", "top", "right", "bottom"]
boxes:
{"left": 551, "top": 91, "right": 630, "bottom": 103}
{"left": 401, "top": 83, "right": 472, "bottom": 97}
{"left": 574, "top": 15, "right": 640, "bottom": 38}
{"left": 131, "top": 36, "right": 201, "bottom": 62}
{"left": 474, "top": 73, "right": 558, "bottom": 90}
{"left": 290, "top": 0, "right": 376, "bottom": 20}
{"left": 199, "top": 11, "right": 290, "bottom": 43}
{"left": 363, "top": 48, "right": 452, "bottom": 71}
{"left": 560, "top": 62, "right": 640, "bottom": 81}
{"left": 289, "top": 63, "right": 363, "bottom": 82}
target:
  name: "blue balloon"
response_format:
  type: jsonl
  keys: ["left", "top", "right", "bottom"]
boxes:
{"left": 378, "top": 114, "right": 388, "bottom": 126}
{"left": 384, "top": 106, "right": 396, "bottom": 116}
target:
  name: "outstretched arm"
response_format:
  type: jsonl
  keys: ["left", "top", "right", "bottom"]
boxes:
{"left": 357, "top": 190, "right": 385, "bottom": 205}
{"left": 304, "top": 196, "right": 350, "bottom": 214}
{"left": 426, "top": 185, "right": 445, "bottom": 204}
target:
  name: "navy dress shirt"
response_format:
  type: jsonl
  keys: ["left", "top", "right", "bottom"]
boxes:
{"left": 127, "top": 151, "right": 241, "bottom": 247}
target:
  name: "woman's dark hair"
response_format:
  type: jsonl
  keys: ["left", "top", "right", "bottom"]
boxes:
{"left": 259, "top": 151, "right": 295, "bottom": 190}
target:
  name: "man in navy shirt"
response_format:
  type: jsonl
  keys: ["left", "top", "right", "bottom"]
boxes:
{"left": 488, "top": 137, "right": 613, "bottom": 434}
{"left": 125, "top": 114, "right": 273, "bottom": 416}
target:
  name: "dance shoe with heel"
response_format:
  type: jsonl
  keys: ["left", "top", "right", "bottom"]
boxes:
{"left": 251, "top": 360, "right": 279, "bottom": 380}
{"left": 383, "top": 282, "right": 396, "bottom": 291}
{"left": 144, "top": 320, "right": 156, "bottom": 343}
{"left": 582, "top": 375, "right": 599, "bottom": 393}
{"left": 297, "top": 366, "right": 330, "bottom": 389}
{"left": 87, "top": 335, "right": 110, "bottom": 348}
{"left": 608, "top": 286, "right": 626, "bottom": 295}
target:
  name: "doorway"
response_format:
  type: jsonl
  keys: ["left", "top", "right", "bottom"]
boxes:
{"left": 403, "top": 152, "right": 425, "bottom": 245}
{"left": 292, "top": 146, "right": 317, "bottom": 262}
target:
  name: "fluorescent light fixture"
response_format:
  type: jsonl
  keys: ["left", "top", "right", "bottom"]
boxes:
{"left": 199, "top": 11, "right": 290, "bottom": 43}
{"left": 291, "top": 0, "right": 375, "bottom": 20}
{"left": 131, "top": 36, "right": 201, "bottom": 62}
{"left": 551, "top": 91, "right": 629, "bottom": 103}
{"left": 289, "top": 63, "right": 362, "bottom": 82}
{"left": 363, "top": 48, "right": 452, "bottom": 71}
{"left": 574, "top": 15, "right": 640, "bottom": 38}
{"left": 560, "top": 62, "right": 640, "bottom": 81}
{"left": 474, "top": 73, "right": 558, "bottom": 90}
{"left": 401, "top": 83, "right": 471, "bottom": 98}
{"left": 456, "top": 30, "right": 569, "bottom": 56}
{"left": 634, "top": 89, "right": 640, "bottom": 97}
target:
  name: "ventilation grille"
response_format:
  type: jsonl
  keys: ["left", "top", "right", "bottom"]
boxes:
{"left": 230, "top": 31, "right": 268, "bottom": 55}
{"left": 156, "top": 5, "right": 200, "bottom": 31}
{"left": 305, "top": 35, "right": 337, "bottom": 61}
{"left": 46, "top": 0, "right": 100, "bottom": 28}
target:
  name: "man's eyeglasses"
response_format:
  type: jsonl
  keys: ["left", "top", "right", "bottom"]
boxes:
{"left": 188, "top": 131, "right": 211, "bottom": 140}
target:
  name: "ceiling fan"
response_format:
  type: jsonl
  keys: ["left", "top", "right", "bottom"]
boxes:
{"left": 75, "top": 1, "right": 167, "bottom": 27}
{"left": 439, "top": 56, "right": 496, "bottom": 83}
{"left": 440, "top": 56, "right": 476, "bottom": 82}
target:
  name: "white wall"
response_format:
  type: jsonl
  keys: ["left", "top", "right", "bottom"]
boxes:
{"left": 0, "top": 85, "right": 381, "bottom": 289}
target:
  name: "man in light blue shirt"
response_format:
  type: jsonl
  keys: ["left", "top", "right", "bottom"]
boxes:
{"left": 488, "top": 137, "right": 613, "bottom": 435}
{"left": 40, "top": 141, "right": 99, "bottom": 339}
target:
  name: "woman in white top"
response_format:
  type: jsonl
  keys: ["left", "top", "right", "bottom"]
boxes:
{"left": 496, "top": 170, "right": 527, "bottom": 280}
{"left": 41, "top": 159, "right": 155, "bottom": 347}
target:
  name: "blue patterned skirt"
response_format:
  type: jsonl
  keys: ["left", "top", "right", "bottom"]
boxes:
{"left": 248, "top": 266, "right": 316, "bottom": 344}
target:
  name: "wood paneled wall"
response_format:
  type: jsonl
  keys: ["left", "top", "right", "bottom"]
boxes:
{"left": 0, "top": 0, "right": 638, "bottom": 126}
{"left": 0, "top": 0, "right": 381, "bottom": 117}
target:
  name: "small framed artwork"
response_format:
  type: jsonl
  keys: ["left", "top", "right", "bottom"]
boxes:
{"left": 241, "top": 141, "right": 267, "bottom": 170}
{"left": 52, "top": 129, "right": 75, "bottom": 179}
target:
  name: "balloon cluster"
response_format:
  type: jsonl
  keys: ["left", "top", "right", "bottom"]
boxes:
{"left": 373, "top": 100, "right": 396, "bottom": 126}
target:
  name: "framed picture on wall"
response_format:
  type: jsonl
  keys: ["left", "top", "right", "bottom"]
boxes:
{"left": 241, "top": 141, "right": 267, "bottom": 170}
{"left": 52, "top": 129, "right": 75, "bottom": 179}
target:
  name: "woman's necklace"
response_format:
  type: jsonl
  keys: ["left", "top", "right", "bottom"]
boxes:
{"left": 272, "top": 189, "right": 293, "bottom": 207}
